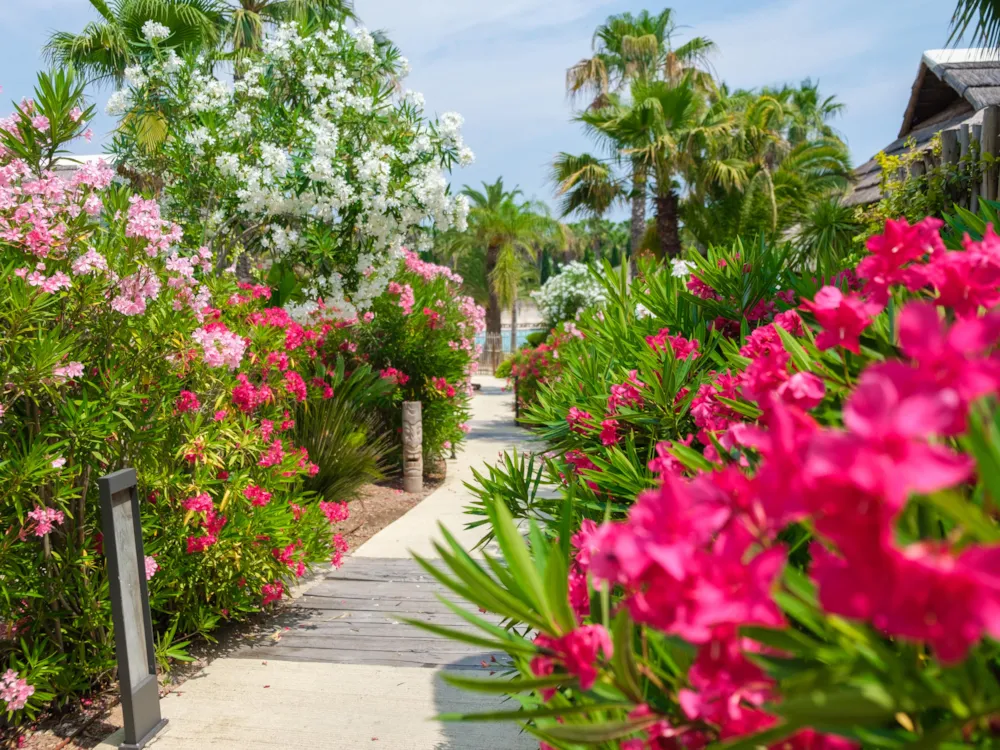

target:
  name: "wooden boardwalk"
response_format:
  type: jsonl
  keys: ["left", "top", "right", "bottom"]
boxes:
{"left": 234, "top": 556, "right": 509, "bottom": 670}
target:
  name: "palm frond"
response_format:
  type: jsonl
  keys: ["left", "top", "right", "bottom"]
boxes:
{"left": 949, "top": 0, "right": 1000, "bottom": 48}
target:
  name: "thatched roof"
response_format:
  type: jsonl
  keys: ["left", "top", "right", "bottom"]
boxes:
{"left": 844, "top": 49, "right": 1000, "bottom": 207}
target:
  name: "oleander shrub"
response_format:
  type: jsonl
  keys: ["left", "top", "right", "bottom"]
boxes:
{"left": 316, "top": 249, "right": 485, "bottom": 463}
{"left": 0, "top": 71, "right": 353, "bottom": 722}
{"left": 417, "top": 217, "right": 1000, "bottom": 748}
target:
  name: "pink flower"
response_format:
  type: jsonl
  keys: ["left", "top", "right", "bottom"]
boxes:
{"left": 646, "top": 328, "right": 700, "bottom": 360}
{"left": 258, "top": 438, "right": 285, "bottom": 468}
{"left": 531, "top": 625, "right": 612, "bottom": 692}
{"left": 599, "top": 418, "right": 619, "bottom": 446}
{"left": 380, "top": 367, "right": 410, "bottom": 387}
{"left": 261, "top": 581, "right": 285, "bottom": 607}
{"left": 214, "top": 409, "right": 228, "bottom": 421}
{"left": 775, "top": 371, "right": 825, "bottom": 410}
{"left": 71, "top": 249, "right": 108, "bottom": 275}
{"left": 799, "top": 286, "right": 878, "bottom": 354}
{"left": 320, "top": 501, "right": 350, "bottom": 523}
{"left": 244, "top": 484, "right": 272, "bottom": 507}
{"left": 69, "top": 107, "right": 83, "bottom": 122}
{"left": 175, "top": 390, "right": 200, "bottom": 413}
{"left": 0, "top": 670, "right": 35, "bottom": 712}
{"left": 27, "top": 506, "right": 65, "bottom": 536}
{"left": 459, "top": 423, "right": 471, "bottom": 434}
{"left": 566, "top": 406, "right": 592, "bottom": 434}
{"left": 182, "top": 493, "right": 213, "bottom": 514}
{"left": 283, "top": 370, "right": 308, "bottom": 402}
{"left": 50, "top": 457, "right": 66, "bottom": 469}
{"left": 192, "top": 324, "right": 246, "bottom": 370}
{"left": 53, "top": 361, "right": 84, "bottom": 383}
{"left": 31, "top": 115, "right": 49, "bottom": 132}
{"left": 607, "top": 371, "right": 645, "bottom": 413}
{"left": 144, "top": 556, "right": 158, "bottom": 580}
{"left": 859, "top": 217, "right": 944, "bottom": 304}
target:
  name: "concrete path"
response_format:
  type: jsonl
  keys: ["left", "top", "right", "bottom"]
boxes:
{"left": 101, "top": 377, "right": 534, "bottom": 750}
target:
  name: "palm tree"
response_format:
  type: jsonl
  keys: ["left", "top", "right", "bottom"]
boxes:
{"left": 550, "top": 152, "right": 624, "bottom": 218}
{"left": 220, "top": 0, "right": 355, "bottom": 57}
{"left": 444, "top": 180, "right": 551, "bottom": 346}
{"left": 683, "top": 87, "right": 851, "bottom": 248}
{"left": 949, "top": 1, "right": 1000, "bottom": 47}
{"left": 565, "top": 9, "right": 715, "bottom": 257}
{"left": 584, "top": 74, "right": 731, "bottom": 259}
{"left": 45, "top": 0, "right": 223, "bottom": 87}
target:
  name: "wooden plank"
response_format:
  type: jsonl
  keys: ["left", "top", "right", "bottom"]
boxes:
{"left": 941, "top": 129, "right": 960, "bottom": 164}
{"left": 245, "top": 634, "right": 492, "bottom": 653}
{"left": 231, "top": 649, "right": 502, "bottom": 670}
{"left": 960, "top": 123, "right": 971, "bottom": 158}
{"left": 983, "top": 106, "right": 999, "bottom": 201}
{"left": 265, "top": 609, "right": 496, "bottom": 626}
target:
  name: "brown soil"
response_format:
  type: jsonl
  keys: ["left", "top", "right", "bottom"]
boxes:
{"left": 16, "top": 465, "right": 447, "bottom": 750}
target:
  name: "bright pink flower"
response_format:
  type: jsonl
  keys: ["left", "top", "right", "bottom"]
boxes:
{"left": 648, "top": 437, "right": 692, "bottom": 478}
{"left": 244, "top": 484, "right": 272, "bottom": 507}
{"left": 380, "top": 367, "right": 410, "bottom": 386}
{"left": 906, "top": 228, "right": 1000, "bottom": 318}
{"left": 599, "top": 418, "right": 619, "bottom": 446}
{"left": 646, "top": 328, "right": 700, "bottom": 360}
{"left": 799, "top": 286, "right": 878, "bottom": 354}
{"left": 258, "top": 438, "right": 285, "bottom": 468}
{"left": 175, "top": 390, "right": 200, "bottom": 413}
{"left": 182, "top": 493, "right": 213, "bottom": 514}
{"left": 608, "top": 371, "right": 645, "bottom": 413}
{"left": 331, "top": 533, "right": 349, "bottom": 568}
{"left": 320, "top": 501, "right": 350, "bottom": 524}
{"left": 566, "top": 406, "right": 593, "bottom": 434}
{"left": 859, "top": 217, "right": 944, "bottom": 304}
{"left": 283, "top": 370, "right": 308, "bottom": 402}
{"left": 213, "top": 409, "right": 227, "bottom": 421}
{"left": 261, "top": 581, "right": 284, "bottom": 607}
{"left": 775, "top": 371, "right": 825, "bottom": 410}
{"left": 531, "top": 625, "right": 612, "bottom": 691}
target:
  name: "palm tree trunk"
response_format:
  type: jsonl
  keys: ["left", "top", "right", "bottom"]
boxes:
{"left": 485, "top": 243, "right": 502, "bottom": 335}
{"left": 629, "top": 160, "right": 647, "bottom": 253}
{"left": 655, "top": 190, "right": 682, "bottom": 259}
{"left": 509, "top": 301, "right": 518, "bottom": 354}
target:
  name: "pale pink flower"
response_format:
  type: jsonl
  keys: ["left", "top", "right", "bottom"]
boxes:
{"left": 53, "top": 361, "right": 84, "bottom": 383}
{"left": 31, "top": 115, "right": 49, "bottom": 132}
{"left": 144, "top": 556, "right": 158, "bottom": 580}
{"left": 50, "top": 457, "right": 66, "bottom": 469}
{"left": 28, "top": 506, "right": 65, "bottom": 536}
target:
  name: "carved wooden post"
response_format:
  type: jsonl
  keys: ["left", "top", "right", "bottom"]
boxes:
{"left": 402, "top": 401, "right": 423, "bottom": 493}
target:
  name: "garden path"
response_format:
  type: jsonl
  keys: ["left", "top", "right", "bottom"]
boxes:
{"left": 101, "top": 376, "right": 535, "bottom": 750}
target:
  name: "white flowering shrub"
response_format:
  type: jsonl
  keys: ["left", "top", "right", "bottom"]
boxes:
{"left": 111, "top": 19, "right": 472, "bottom": 319}
{"left": 531, "top": 261, "right": 607, "bottom": 327}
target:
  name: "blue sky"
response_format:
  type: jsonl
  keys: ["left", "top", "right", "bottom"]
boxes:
{"left": 0, "top": 0, "right": 959, "bottom": 216}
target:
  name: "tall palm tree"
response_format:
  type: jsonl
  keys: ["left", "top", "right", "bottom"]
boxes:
{"left": 584, "top": 74, "right": 732, "bottom": 259}
{"left": 949, "top": 0, "right": 1000, "bottom": 47}
{"left": 45, "top": 0, "right": 224, "bottom": 87}
{"left": 443, "top": 180, "right": 550, "bottom": 341}
{"left": 566, "top": 9, "right": 715, "bottom": 256}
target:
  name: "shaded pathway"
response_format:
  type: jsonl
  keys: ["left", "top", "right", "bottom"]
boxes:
{"left": 101, "top": 377, "right": 534, "bottom": 749}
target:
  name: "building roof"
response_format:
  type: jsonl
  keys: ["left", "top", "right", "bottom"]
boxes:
{"left": 844, "top": 49, "right": 1000, "bottom": 207}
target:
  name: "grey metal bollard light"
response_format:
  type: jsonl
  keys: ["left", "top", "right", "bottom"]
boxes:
{"left": 98, "top": 469, "right": 168, "bottom": 750}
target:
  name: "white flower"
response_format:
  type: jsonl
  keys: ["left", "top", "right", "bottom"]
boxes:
{"left": 352, "top": 27, "right": 376, "bottom": 55}
{"left": 531, "top": 262, "right": 606, "bottom": 326}
{"left": 124, "top": 65, "right": 148, "bottom": 88}
{"left": 671, "top": 258, "right": 696, "bottom": 278}
{"left": 141, "top": 20, "right": 171, "bottom": 41}
{"left": 105, "top": 89, "right": 131, "bottom": 116}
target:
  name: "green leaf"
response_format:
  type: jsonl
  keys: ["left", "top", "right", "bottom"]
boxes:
{"left": 774, "top": 324, "right": 815, "bottom": 374}
{"left": 441, "top": 673, "right": 573, "bottom": 695}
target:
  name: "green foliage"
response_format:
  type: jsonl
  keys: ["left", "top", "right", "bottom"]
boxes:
{"left": 295, "top": 363, "right": 394, "bottom": 502}
{"left": 856, "top": 133, "right": 985, "bottom": 239}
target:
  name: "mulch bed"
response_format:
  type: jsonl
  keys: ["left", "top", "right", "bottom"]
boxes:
{"left": 15, "top": 464, "right": 447, "bottom": 750}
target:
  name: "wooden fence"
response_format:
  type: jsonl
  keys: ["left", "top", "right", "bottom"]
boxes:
{"left": 909, "top": 106, "right": 998, "bottom": 212}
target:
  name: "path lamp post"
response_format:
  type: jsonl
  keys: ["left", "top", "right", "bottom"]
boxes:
{"left": 98, "top": 469, "right": 167, "bottom": 750}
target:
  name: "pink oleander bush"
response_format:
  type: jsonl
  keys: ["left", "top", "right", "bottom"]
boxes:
{"left": 316, "top": 249, "right": 485, "bottom": 463}
{"left": 0, "top": 72, "right": 352, "bottom": 722}
{"left": 417, "top": 221, "right": 1000, "bottom": 747}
